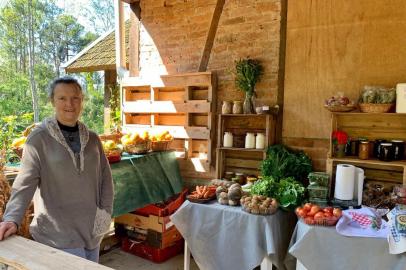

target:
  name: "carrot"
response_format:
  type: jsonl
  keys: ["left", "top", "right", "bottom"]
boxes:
{"left": 203, "top": 190, "right": 210, "bottom": 199}
{"left": 196, "top": 186, "right": 202, "bottom": 195}
{"left": 202, "top": 186, "right": 207, "bottom": 194}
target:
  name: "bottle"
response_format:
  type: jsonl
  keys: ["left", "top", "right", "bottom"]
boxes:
{"left": 223, "top": 132, "right": 233, "bottom": 147}
{"left": 255, "top": 133, "right": 265, "bottom": 149}
{"left": 245, "top": 133, "right": 255, "bottom": 148}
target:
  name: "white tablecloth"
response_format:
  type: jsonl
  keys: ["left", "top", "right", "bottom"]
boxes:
{"left": 286, "top": 220, "right": 406, "bottom": 270}
{"left": 171, "top": 200, "right": 296, "bottom": 270}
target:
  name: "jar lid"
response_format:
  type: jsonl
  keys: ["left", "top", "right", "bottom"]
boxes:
{"left": 360, "top": 141, "right": 369, "bottom": 144}
{"left": 235, "top": 172, "right": 244, "bottom": 176}
{"left": 391, "top": 140, "right": 404, "bottom": 143}
{"left": 380, "top": 143, "right": 393, "bottom": 146}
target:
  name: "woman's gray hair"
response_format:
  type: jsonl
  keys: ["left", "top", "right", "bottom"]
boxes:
{"left": 48, "top": 76, "right": 83, "bottom": 100}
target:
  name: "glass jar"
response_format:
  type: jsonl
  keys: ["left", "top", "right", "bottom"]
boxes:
{"left": 378, "top": 143, "right": 394, "bottom": 161}
{"left": 221, "top": 101, "right": 232, "bottom": 114}
{"left": 255, "top": 133, "right": 265, "bottom": 149}
{"left": 223, "top": 132, "right": 233, "bottom": 147}
{"left": 232, "top": 101, "right": 243, "bottom": 114}
{"left": 245, "top": 133, "right": 255, "bottom": 148}
{"left": 358, "top": 141, "right": 370, "bottom": 160}
{"left": 391, "top": 140, "right": 405, "bottom": 160}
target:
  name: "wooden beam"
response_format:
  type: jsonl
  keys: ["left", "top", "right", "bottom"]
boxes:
{"left": 115, "top": 0, "right": 126, "bottom": 72}
{"left": 129, "top": 2, "right": 140, "bottom": 76}
{"left": 121, "top": 0, "right": 139, "bottom": 4}
{"left": 198, "top": 0, "right": 225, "bottom": 72}
{"left": 104, "top": 70, "right": 117, "bottom": 133}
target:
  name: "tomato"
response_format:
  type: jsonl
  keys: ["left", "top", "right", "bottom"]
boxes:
{"left": 297, "top": 209, "right": 307, "bottom": 218}
{"left": 323, "top": 207, "right": 333, "bottom": 213}
{"left": 295, "top": 207, "right": 302, "bottom": 215}
{"left": 333, "top": 208, "right": 342, "bottom": 218}
{"left": 308, "top": 205, "right": 321, "bottom": 216}
{"left": 303, "top": 203, "right": 313, "bottom": 211}
{"left": 314, "top": 211, "right": 325, "bottom": 220}
{"left": 324, "top": 212, "right": 333, "bottom": 218}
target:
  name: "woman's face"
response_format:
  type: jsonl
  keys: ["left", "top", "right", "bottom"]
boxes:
{"left": 51, "top": 83, "right": 83, "bottom": 126}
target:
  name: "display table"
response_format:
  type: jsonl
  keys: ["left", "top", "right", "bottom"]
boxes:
{"left": 171, "top": 200, "right": 296, "bottom": 270}
{"left": 286, "top": 220, "right": 406, "bottom": 270}
{"left": 0, "top": 235, "right": 113, "bottom": 269}
{"left": 111, "top": 151, "right": 184, "bottom": 217}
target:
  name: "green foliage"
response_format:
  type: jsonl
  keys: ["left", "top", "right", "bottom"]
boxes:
{"left": 234, "top": 58, "right": 263, "bottom": 96}
{"left": 250, "top": 175, "right": 306, "bottom": 211}
{"left": 81, "top": 72, "right": 104, "bottom": 134}
{"left": 261, "top": 144, "right": 313, "bottom": 184}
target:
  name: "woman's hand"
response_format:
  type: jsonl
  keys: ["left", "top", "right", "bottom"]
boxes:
{"left": 0, "top": 221, "right": 18, "bottom": 240}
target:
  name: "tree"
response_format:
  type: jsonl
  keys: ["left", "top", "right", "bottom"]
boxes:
{"left": 82, "top": 0, "right": 115, "bottom": 34}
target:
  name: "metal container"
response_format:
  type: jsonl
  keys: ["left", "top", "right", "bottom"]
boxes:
{"left": 391, "top": 140, "right": 405, "bottom": 160}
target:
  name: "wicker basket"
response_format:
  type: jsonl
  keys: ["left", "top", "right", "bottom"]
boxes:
{"left": 99, "top": 133, "right": 122, "bottom": 143}
{"left": 12, "top": 147, "right": 23, "bottom": 158}
{"left": 359, "top": 103, "right": 394, "bottom": 113}
{"left": 324, "top": 104, "right": 357, "bottom": 112}
{"left": 124, "top": 141, "right": 151, "bottom": 154}
{"left": 151, "top": 140, "right": 172, "bottom": 152}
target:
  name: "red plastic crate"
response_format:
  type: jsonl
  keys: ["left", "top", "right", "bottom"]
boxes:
{"left": 134, "top": 188, "right": 188, "bottom": 217}
{"left": 121, "top": 237, "right": 184, "bottom": 263}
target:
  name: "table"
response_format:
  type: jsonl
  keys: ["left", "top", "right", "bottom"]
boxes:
{"left": 286, "top": 220, "right": 406, "bottom": 270}
{"left": 0, "top": 235, "right": 113, "bottom": 269}
{"left": 171, "top": 200, "right": 296, "bottom": 270}
{"left": 111, "top": 151, "right": 184, "bottom": 217}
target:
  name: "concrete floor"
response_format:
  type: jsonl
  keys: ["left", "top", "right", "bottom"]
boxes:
{"left": 100, "top": 247, "right": 200, "bottom": 270}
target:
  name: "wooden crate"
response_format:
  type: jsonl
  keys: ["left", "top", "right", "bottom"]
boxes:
{"left": 215, "top": 114, "right": 276, "bottom": 178}
{"left": 121, "top": 72, "right": 216, "bottom": 169}
{"left": 327, "top": 113, "right": 406, "bottom": 194}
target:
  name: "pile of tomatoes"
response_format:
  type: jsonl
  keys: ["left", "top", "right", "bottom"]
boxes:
{"left": 295, "top": 203, "right": 343, "bottom": 226}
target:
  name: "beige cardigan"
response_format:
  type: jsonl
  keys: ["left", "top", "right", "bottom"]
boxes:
{"left": 3, "top": 117, "right": 114, "bottom": 249}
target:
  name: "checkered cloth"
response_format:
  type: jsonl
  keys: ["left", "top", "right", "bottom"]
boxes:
{"left": 349, "top": 211, "right": 372, "bottom": 228}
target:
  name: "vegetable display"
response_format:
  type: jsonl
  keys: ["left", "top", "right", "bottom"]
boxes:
{"left": 261, "top": 144, "right": 312, "bottom": 184}
{"left": 250, "top": 176, "right": 305, "bottom": 210}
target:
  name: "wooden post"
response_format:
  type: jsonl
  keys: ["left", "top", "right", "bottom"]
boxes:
{"left": 129, "top": 2, "right": 140, "bottom": 77}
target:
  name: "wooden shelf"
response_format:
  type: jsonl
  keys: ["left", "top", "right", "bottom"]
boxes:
{"left": 215, "top": 114, "right": 276, "bottom": 178}
{"left": 327, "top": 113, "right": 406, "bottom": 187}
{"left": 217, "top": 147, "right": 266, "bottom": 152}
{"left": 121, "top": 72, "right": 216, "bottom": 167}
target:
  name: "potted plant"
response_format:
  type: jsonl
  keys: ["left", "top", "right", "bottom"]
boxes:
{"left": 332, "top": 130, "right": 349, "bottom": 158}
{"left": 234, "top": 58, "right": 263, "bottom": 114}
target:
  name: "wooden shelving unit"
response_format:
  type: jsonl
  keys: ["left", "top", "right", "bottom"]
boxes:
{"left": 121, "top": 72, "right": 216, "bottom": 165}
{"left": 327, "top": 112, "right": 406, "bottom": 190}
{"left": 215, "top": 114, "right": 276, "bottom": 178}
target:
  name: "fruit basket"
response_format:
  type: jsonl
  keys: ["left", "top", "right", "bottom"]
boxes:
{"left": 124, "top": 141, "right": 151, "bottom": 154}
{"left": 151, "top": 140, "right": 172, "bottom": 152}
{"left": 105, "top": 149, "right": 122, "bottom": 164}
{"left": 296, "top": 204, "right": 342, "bottom": 227}
{"left": 359, "top": 103, "right": 394, "bottom": 113}
{"left": 324, "top": 104, "right": 357, "bottom": 112}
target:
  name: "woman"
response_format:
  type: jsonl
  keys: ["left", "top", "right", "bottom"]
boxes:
{"left": 0, "top": 77, "right": 114, "bottom": 263}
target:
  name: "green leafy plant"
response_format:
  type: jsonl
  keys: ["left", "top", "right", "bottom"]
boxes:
{"left": 261, "top": 144, "right": 312, "bottom": 184}
{"left": 234, "top": 58, "right": 263, "bottom": 96}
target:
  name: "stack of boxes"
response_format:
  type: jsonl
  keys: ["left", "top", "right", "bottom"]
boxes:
{"left": 307, "top": 172, "right": 330, "bottom": 206}
{"left": 114, "top": 189, "right": 187, "bottom": 263}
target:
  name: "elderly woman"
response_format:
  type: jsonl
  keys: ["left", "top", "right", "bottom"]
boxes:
{"left": 0, "top": 77, "right": 114, "bottom": 263}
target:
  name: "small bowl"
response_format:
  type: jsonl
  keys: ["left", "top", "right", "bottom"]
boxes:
{"left": 255, "top": 107, "right": 263, "bottom": 114}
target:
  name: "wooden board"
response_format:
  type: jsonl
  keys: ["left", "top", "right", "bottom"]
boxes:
{"left": 284, "top": 0, "right": 406, "bottom": 139}
{"left": 0, "top": 236, "right": 112, "bottom": 270}
{"left": 123, "top": 101, "right": 210, "bottom": 114}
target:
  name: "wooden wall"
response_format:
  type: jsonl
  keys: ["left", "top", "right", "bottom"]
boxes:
{"left": 283, "top": 0, "right": 406, "bottom": 170}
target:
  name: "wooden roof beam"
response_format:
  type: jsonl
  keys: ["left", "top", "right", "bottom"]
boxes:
{"left": 120, "top": 0, "right": 139, "bottom": 4}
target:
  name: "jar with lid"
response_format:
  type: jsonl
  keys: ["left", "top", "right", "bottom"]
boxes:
{"left": 255, "top": 133, "right": 265, "bottom": 149}
{"left": 232, "top": 101, "right": 243, "bottom": 114}
{"left": 378, "top": 143, "right": 394, "bottom": 161}
{"left": 358, "top": 141, "right": 370, "bottom": 160}
{"left": 391, "top": 140, "right": 405, "bottom": 160}
{"left": 223, "top": 132, "right": 233, "bottom": 147}
{"left": 235, "top": 172, "right": 246, "bottom": 184}
{"left": 245, "top": 133, "right": 255, "bottom": 148}
{"left": 221, "top": 101, "right": 232, "bottom": 114}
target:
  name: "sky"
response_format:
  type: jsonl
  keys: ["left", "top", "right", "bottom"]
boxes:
{"left": 56, "top": 0, "right": 96, "bottom": 33}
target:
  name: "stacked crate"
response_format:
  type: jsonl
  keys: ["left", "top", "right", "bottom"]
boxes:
{"left": 121, "top": 72, "right": 217, "bottom": 180}
{"left": 114, "top": 189, "right": 187, "bottom": 263}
